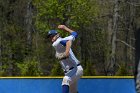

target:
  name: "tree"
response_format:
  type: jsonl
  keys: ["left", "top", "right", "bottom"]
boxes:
{"left": 33, "top": 0, "right": 99, "bottom": 75}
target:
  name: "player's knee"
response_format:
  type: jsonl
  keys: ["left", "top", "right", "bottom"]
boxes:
{"left": 62, "top": 76, "right": 71, "bottom": 86}
{"left": 78, "top": 65, "right": 83, "bottom": 76}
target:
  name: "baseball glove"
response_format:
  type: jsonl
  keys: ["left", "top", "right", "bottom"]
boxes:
{"left": 55, "top": 52, "right": 67, "bottom": 60}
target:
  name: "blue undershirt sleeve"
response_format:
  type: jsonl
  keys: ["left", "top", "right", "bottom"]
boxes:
{"left": 60, "top": 40, "right": 68, "bottom": 46}
{"left": 70, "top": 32, "right": 78, "bottom": 38}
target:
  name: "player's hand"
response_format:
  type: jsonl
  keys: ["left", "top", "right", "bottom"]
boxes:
{"left": 58, "top": 25, "right": 67, "bottom": 30}
{"left": 58, "top": 25, "right": 74, "bottom": 33}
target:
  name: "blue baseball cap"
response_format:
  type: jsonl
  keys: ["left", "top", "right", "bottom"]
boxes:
{"left": 47, "top": 30, "right": 58, "bottom": 38}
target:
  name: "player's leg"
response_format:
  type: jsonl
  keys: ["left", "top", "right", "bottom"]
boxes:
{"left": 69, "top": 65, "right": 83, "bottom": 93}
{"left": 62, "top": 76, "right": 71, "bottom": 93}
{"left": 72, "top": 65, "right": 83, "bottom": 81}
{"left": 62, "top": 85, "right": 69, "bottom": 93}
{"left": 77, "top": 65, "right": 83, "bottom": 78}
{"left": 69, "top": 81, "right": 77, "bottom": 93}
{"left": 63, "top": 65, "right": 83, "bottom": 93}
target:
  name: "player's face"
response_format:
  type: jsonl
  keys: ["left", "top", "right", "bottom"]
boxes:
{"left": 50, "top": 35, "right": 57, "bottom": 43}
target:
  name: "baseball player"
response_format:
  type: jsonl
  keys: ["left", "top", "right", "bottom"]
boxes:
{"left": 47, "top": 25, "right": 83, "bottom": 93}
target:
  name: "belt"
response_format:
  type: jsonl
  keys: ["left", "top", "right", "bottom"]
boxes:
{"left": 77, "top": 64, "right": 81, "bottom": 66}
{"left": 64, "top": 64, "right": 81, "bottom": 73}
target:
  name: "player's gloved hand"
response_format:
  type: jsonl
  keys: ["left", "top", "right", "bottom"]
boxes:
{"left": 55, "top": 52, "right": 68, "bottom": 60}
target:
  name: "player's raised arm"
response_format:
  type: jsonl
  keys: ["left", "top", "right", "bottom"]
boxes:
{"left": 58, "top": 25, "right": 74, "bottom": 33}
{"left": 58, "top": 25, "right": 78, "bottom": 41}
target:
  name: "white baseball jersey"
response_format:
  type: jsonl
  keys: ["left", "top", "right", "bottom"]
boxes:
{"left": 52, "top": 32, "right": 80, "bottom": 73}
{"left": 52, "top": 31, "right": 83, "bottom": 93}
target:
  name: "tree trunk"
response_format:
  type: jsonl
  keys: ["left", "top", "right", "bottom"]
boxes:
{"left": 0, "top": 22, "right": 2, "bottom": 72}
{"left": 107, "top": 0, "right": 119, "bottom": 75}
{"left": 135, "top": 0, "right": 140, "bottom": 92}
{"left": 124, "top": 1, "right": 130, "bottom": 70}
{"left": 135, "top": 28, "right": 140, "bottom": 92}
{"left": 25, "top": 0, "right": 33, "bottom": 56}
{"left": 128, "top": 0, "right": 136, "bottom": 75}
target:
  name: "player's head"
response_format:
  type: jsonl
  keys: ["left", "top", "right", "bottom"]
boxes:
{"left": 47, "top": 30, "right": 59, "bottom": 42}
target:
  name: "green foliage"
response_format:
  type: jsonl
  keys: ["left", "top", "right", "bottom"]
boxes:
{"left": 17, "top": 58, "right": 43, "bottom": 76}
{"left": 116, "top": 64, "right": 129, "bottom": 76}
{"left": 51, "top": 62, "right": 63, "bottom": 76}
{"left": 0, "top": 67, "right": 6, "bottom": 76}
{"left": 33, "top": 0, "right": 99, "bottom": 35}
{"left": 83, "top": 61, "right": 96, "bottom": 76}
{"left": 0, "top": 0, "right": 137, "bottom": 76}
